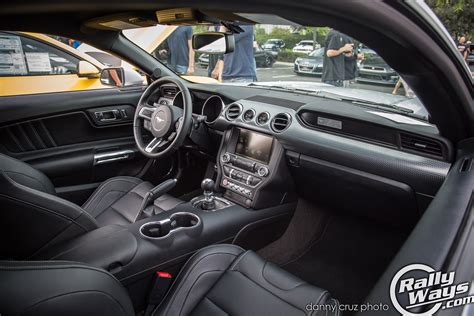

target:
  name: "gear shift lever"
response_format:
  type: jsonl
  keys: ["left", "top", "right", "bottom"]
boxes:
{"left": 201, "top": 178, "right": 216, "bottom": 210}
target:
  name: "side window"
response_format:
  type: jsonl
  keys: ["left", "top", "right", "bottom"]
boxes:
{"left": 0, "top": 32, "right": 79, "bottom": 77}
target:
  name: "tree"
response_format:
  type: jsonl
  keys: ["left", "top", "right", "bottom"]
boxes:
{"left": 426, "top": 0, "right": 474, "bottom": 39}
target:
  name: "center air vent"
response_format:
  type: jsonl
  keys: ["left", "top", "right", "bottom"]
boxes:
{"left": 400, "top": 133, "right": 443, "bottom": 158}
{"left": 225, "top": 103, "right": 242, "bottom": 121}
{"left": 271, "top": 113, "right": 292, "bottom": 132}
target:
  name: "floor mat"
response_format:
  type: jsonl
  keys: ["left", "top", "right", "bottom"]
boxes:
{"left": 258, "top": 199, "right": 329, "bottom": 265}
{"left": 282, "top": 213, "right": 408, "bottom": 306}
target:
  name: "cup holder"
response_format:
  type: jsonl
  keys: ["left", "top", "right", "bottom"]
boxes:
{"left": 140, "top": 212, "right": 200, "bottom": 240}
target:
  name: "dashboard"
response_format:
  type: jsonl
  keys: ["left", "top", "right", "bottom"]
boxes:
{"left": 156, "top": 83, "right": 452, "bottom": 203}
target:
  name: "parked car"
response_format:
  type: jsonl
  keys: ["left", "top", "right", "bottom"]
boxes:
{"left": 356, "top": 48, "right": 399, "bottom": 85}
{"left": 254, "top": 46, "right": 275, "bottom": 67}
{"left": 198, "top": 53, "right": 210, "bottom": 68}
{"left": 292, "top": 40, "right": 320, "bottom": 54}
{"left": 0, "top": 32, "right": 144, "bottom": 96}
{"left": 294, "top": 47, "right": 324, "bottom": 76}
{"left": 198, "top": 47, "right": 275, "bottom": 69}
{"left": 262, "top": 38, "right": 285, "bottom": 56}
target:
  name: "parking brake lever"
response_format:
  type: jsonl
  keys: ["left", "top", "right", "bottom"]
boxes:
{"left": 134, "top": 179, "right": 178, "bottom": 222}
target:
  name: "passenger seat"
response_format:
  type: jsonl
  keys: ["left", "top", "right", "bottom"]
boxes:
{"left": 0, "top": 244, "right": 339, "bottom": 316}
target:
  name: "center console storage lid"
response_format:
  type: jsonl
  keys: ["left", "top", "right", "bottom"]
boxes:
{"left": 33, "top": 225, "right": 138, "bottom": 271}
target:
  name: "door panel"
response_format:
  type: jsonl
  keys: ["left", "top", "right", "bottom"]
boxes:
{"left": 0, "top": 87, "right": 152, "bottom": 204}
{"left": 363, "top": 139, "right": 474, "bottom": 315}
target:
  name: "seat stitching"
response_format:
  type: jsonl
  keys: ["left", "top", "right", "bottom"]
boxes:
{"left": 22, "top": 290, "right": 130, "bottom": 316}
{"left": 261, "top": 261, "right": 305, "bottom": 290}
{"left": 0, "top": 193, "right": 91, "bottom": 232}
{"left": 165, "top": 252, "right": 238, "bottom": 313}
{"left": 0, "top": 262, "right": 127, "bottom": 293}
{"left": 82, "top": 177, "right": 141, "bottom": 210}
{"left": 5, "top": 170, "right": 50, "bottom": 193}
{"left": 82, "top": 178, "right": 140, "bottom": 210}
{"left": 86, "top": 190, "right": 130, "bottom": 218}
{"left": 178, "top": 270, "right": 227, "bottom": 316}
{"left": 109, "top": 205, "right": 135, "bottom": 223}
{"left": 231, "top": 269, "right": 314, "bottom": 314}
{"left": 202, "top": 296, "right": 229, "bottom": 315}
{"left": 159, "top": 249, "right": 243, "bottom": 315}
{"left": 229, "top": 250, "right": 250, "bottom": 270}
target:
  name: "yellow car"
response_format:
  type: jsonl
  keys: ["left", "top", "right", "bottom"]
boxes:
{"left": 0, "top": 32, "right": 124, "bottom": 97}
{"left": 0, "top": 29, "right": 216, "bottom": 97}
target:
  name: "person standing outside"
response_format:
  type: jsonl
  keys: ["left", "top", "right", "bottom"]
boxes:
{"left": 161, "top": 26, "right": 195, "bottom": 75}
{"left": 456, "top": 36, "right": 469, "bottom": 61}
{"left": 220, "top": 25, "right": 257, "bottom": 83}
{"left": 207, "top": 25, "right": 224, "bottom": 81}
{"left": 340, "top": 34, "right": 364, "bottom": 87}
{"left": 322, "top": 29, "right": 354, "bottom": 87}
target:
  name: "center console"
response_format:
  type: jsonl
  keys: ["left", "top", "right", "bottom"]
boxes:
{"left": 217, "top": 127, "right": 294, "bottom": 209}
{"left": 33, "top": 126, "right": 297, "bottom": 313}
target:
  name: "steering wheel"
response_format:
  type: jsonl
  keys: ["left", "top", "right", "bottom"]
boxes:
{"left": 133, "top": 77, "right": 193, "bottom": 158}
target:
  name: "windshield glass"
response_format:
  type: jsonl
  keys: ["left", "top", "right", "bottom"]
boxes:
{"left": 124, "top": 23, "right": 428, "bottom": 120}
{"left": 309, "top": 48, "right": 324, "bottom": 57}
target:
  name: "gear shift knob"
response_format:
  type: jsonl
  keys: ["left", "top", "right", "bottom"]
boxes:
{"left": 201, "top": 178, "right": 216, "bottom": 210}
{"left": 201, "top": 178, "right": 215, "bottom": 192}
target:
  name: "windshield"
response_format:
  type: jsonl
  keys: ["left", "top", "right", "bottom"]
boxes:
{"left": 123, "top": 23, "right": 428, "bottom": 120}
{"left": 309, "top": 48, "right": 324, "bottom": 57}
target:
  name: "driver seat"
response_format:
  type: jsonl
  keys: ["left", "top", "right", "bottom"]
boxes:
{"left": 0, "top": 153, "right": 183, "bottom": 260}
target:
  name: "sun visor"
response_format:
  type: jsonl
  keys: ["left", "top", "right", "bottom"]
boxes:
{"left": 84, "top": 13, "right": 157, "bottom": 31}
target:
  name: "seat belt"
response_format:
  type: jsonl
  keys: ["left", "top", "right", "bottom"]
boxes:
{"left": 144, "top": 271, "right": 173, "bottom": 316}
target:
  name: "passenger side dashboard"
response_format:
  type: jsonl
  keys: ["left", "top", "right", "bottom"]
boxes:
{"left": 186, "top": 86, "right": 452, "bottom": 225}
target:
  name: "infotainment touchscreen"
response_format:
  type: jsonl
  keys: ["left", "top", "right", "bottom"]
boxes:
{"left": 235, "top": 128, "right": 274, "bottom": 164}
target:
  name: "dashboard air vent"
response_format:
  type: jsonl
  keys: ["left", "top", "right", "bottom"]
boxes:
{"left": 225, "top": 103, "right": 242, "bottom": 121}
{"left": 161, "top": 86, "right": 178, "bottom": 98}
{"left": 400, "top": 133, "right": 443, "bottom": 157}
{"left": 271, "top": 113, "right": 292, "bottom": 132}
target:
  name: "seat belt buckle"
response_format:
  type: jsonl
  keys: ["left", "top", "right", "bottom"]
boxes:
{"left": 148, "top": 271, "right": 173, "bottom": 305}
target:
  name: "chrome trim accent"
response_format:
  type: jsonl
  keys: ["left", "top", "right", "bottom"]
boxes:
{"left": 270, "top": 112, "right": 292, "bottom": 133}
{"left": 225, "top": 103, "right": 243, "bottom": 121}
{"left": 202, "top": 95, "right": 225, "bottom": 125}
{"left": 242, "top": 108, "right": 256, "bottom": 122}
{"left": 138, "top": 106, "right": 155, "bottom": 120}
{"left": 145, "top": 137, "right": 162, "bottom": 153}
{"left": 256, "top": 111, "right": 271, "bottom": 126}
{"left": 139, "top": 212, "right": 201, "bottom": 240}
{"left": 191, "top": 196, "right": 233, "bottom": 211}
{"left": 93, "top": 149, "right": 135, "bottom": 165}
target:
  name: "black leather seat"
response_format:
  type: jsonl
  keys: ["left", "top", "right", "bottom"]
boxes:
{"left": 0, "top": 153, "right": 183, "bottom": 259}
{"left": 156, "top": 244, "right": 339, "bottom": 315}
{"left": 0, "top": 260, "right": 134, "bottom": 316}
{"left": 0, "top": 245, "right": 339, "bottom": 316}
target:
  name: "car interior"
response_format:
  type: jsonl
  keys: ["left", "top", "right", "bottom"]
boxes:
{"left": 0, "top": 1, "right": 474, "bottom": 316}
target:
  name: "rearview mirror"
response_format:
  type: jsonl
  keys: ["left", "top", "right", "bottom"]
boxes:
{"left": 192, "top": 32, "right": 235, "bottom": 54}
{"left": 100, "top": 68, "right": 124, "bottom": 87}
{"left": 77, "top": 60, "right": 100, "bottom": 78}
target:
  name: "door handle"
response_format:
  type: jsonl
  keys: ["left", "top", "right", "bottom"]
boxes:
{"left": 94, "top": 109, "right": 125, "bottom": 122}
{"left": 94, "top": 150, "right": 135, "bottom": 165}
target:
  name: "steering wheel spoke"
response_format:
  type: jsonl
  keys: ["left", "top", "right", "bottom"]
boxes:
{"left": 145, "top": 137, "right": 163, "bottom": 153}
{"left": 138, "top": 106, "right": 155, "bottom": 121}
{"left": 134, "top": 77, "right": 192, "bottom": 158}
